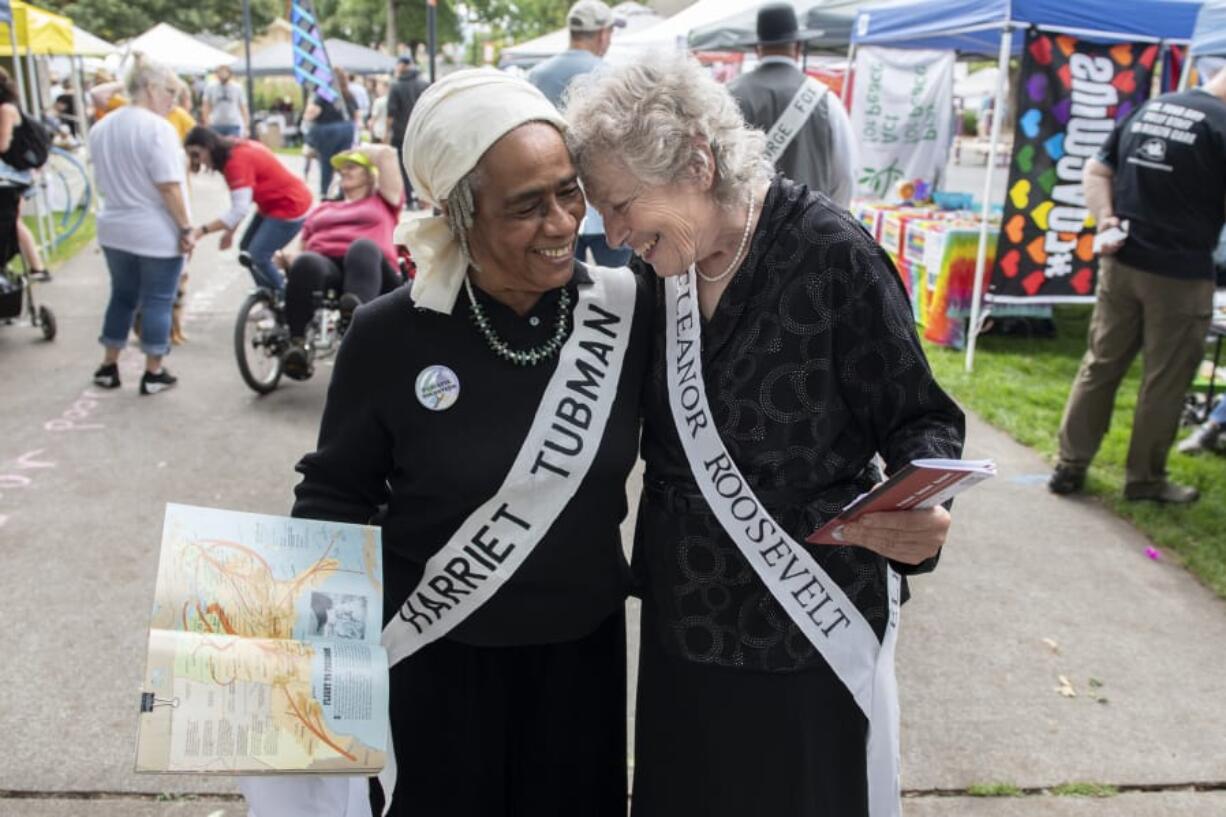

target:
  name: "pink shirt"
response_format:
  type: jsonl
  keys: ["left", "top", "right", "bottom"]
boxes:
{"left": 302, "top": 193, "right": 401, "bottom": 265}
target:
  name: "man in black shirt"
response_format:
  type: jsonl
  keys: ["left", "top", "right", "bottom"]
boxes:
{"left": 1049, "top": 69, "right": 1226, "bottom": 503}
{"left": 386, "top": 55, "right": 430, "bottom": 208}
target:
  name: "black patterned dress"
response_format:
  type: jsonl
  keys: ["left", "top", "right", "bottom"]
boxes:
{"left": 630, "top": 177, "right": 966, "bottom": 817}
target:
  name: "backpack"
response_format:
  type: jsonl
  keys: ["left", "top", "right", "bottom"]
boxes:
{"left": 4, "top": 112, "right": 51, "bottom": 170}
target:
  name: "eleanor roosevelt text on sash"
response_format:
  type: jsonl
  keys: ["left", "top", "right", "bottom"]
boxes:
{"left": 665, "top": 268, "right": 903, "bottom": 817}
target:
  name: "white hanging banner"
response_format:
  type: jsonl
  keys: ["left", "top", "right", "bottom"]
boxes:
{"left": 851, "top": 46, "right": 956, "bottom": 200}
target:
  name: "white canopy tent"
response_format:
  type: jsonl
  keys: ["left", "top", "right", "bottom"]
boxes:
{"left": 953, "top": 66, "right": 1002, "bottom": 100}
{"left": 73, "top": 26, "right": 115, "bottom": 57}
{"left": 613, "top": 0, "right": 762, "bottom": 51}
{"left": 121, "top": 22, "right": 236, "bottom": 75}
{"left": 499, "top": 2, "right": 664, "bottom": 68}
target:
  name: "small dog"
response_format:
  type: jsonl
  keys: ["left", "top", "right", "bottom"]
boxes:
{"left": 132, "top": 273, "right": 189, "bottom": 345}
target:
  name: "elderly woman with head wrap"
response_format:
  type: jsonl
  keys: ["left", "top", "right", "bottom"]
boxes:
{"left": 564, "top": 54, "right": 966, "bottom": 817}
{"left": 250, "top": 68, "right": 651, "bottom": 817}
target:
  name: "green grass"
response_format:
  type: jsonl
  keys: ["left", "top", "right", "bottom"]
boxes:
{"left": 1049, "top": 781, "right": 1119, "bottom": 797}
{"left": 967, "top": 782, "right": 1024, "bottom": 797}
{"left": 923, "top": 305, "right": 1226, "bottom": 598}
{"left": 20, "top": 211, "right": 96, "bottom": 268}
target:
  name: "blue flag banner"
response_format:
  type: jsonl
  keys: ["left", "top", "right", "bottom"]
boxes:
{"left": 291, "top": 0, "right": 342, "bottom": 108}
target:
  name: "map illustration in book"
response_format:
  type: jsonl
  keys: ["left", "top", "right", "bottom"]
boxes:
{"left": 136, "top": 503, "right": 387, "bottom": 775}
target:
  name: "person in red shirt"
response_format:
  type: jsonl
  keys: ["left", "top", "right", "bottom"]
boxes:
{"left": 184, "top": 126, "right": 313, "bottom": 292}
{"left": 276, "top": 143, "right": 403, "bottom": 379}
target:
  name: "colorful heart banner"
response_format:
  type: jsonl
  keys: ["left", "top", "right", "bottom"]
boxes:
{"left": 991, "top": 30, "right": 1157, "bottom": 303}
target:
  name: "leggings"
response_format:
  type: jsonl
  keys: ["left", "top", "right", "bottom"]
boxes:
{"left": 284, "top": 238, "right": 399, "bottom": 338}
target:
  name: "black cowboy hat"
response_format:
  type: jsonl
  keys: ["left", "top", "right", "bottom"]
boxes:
{"left": 755, "top": 2, "right": 823, "bottom": 45}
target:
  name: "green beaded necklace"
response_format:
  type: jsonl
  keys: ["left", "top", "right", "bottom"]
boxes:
{"left": 464, "top": 275, "right": 572, "bottom": 367}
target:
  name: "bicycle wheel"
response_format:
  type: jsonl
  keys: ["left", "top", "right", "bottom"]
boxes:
{"left": 38, "top": 305, "right": 55, "bottom": 341}
{"left": 234, "top": 290, "right": 285, "bottom": 394}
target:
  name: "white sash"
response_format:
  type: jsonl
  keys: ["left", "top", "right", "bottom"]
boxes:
{"left": 663, "top": 268, "right": 902, "bottom": 817}
{"left": 764, "top": 76, "right": 826, "bottom": 164}
{"left": 241, "top": 266, "right": 638, "bottom": 817}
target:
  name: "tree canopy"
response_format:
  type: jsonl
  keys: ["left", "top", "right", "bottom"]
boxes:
{"left": 465, "top": 0, "right": 572, "bottom": 42}
{"left": 317, "top": 0, "right": 461, "bottom": 50}
{"left": 43, "top": 0, "right": 280, "bottom": 42}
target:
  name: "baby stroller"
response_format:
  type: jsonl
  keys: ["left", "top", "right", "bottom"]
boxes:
{"left": 0, "top": 190, "right": 54, "bottom": 339}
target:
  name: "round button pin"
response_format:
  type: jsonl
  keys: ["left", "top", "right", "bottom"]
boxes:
{"left": 415, "top": 365, "right": 460, "bottom": 411}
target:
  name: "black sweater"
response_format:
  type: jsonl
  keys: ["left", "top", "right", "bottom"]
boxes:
{"left": 293, "top": 263, "right": 653, "bottom": 646}
{"left": 636, "top": 177, "right": 966, "bottom": 671}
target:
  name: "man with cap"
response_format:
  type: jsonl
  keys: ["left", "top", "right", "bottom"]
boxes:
{"left": 387, "top": 54, "right": 430, "bottom": 208}
{"left": 201, "top": 64, "right": 248, "bottom": 138}
{"left": 729, "top": 2, "right": 857, "bottom": 207}
{"left": 529, "top": 0, "right": 631, "bottom": 267}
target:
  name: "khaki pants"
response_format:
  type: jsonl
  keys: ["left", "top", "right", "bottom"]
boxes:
{"left": 1057, "top": 256, "right": 1214, "bottom": 491}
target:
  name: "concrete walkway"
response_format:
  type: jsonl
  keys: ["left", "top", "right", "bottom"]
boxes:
{"left": 1, "top": 167, "right": 1224, "bottom": 817}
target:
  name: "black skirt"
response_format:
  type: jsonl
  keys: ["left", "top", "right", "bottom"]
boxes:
{"left": 375, "top": 610, "right": 627, "bottom": 817}
{"left": 631, "top": 603, "right": 869, "bottom": 817}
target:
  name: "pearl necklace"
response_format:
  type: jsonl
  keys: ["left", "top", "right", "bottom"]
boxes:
{"left": 695, "top": 191, "right": 757, "bottom": 284}
{"left": 464, "top": 275, "right": 572, "bottom": 367}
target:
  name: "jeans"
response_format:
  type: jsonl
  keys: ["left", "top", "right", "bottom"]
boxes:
{"left": 99, "top": 247, "right": 184, "bottom": 357}
{"left": 284, "top": 239, "right": 399, "bottom": 337}
{"left": 576, "top": 233, "right": 631, "bottom": 267}
{"left": 308, "top": 120, "right": 356, "bottom": 196}
{"left": 212, "top": 124, "right": 242, "bottom": 137}
{"left": 1211, "top": 396, "right": 1226, "bottom": 426}
{"left": 239, "top": 213, "right": 305, "bottom": 292}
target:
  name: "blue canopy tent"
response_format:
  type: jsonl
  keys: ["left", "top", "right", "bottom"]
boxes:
{"left": 851, "top": 0, "right": 1203, "bottom": 370}
{"left": 1181, "top": 0, "right": 1226, "bottom": 87}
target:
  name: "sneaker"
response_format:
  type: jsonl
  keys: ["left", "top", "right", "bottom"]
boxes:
{"left": 1048, "top": 464, "right": 1086, "bottom": 495}
{"left": 1177, "top": 422, "right": 1221, "bottom": 455}
{"left": 1124, "top": 481, "right": 1199, "bottom": 504}
{"left": 140, "top": 368, "right": 178, "bottom": 395}
{"left": 338, "top": 292, "right": 361, "bottom": 332}
{"left": 282, "top": 341, "right": 313, "bottom": 381}
{"left": 93, "top": 362, "right": 121, "bottom": 389}
{"left": 338, "top": 292, "right": 362, "bottom": 318}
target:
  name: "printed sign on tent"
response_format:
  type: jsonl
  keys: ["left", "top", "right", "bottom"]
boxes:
{"left": 850, "top": 46, "right": 955, "bottom": 200}
{"left": 991, "top": 31, "right": 1157, "bottom": 303}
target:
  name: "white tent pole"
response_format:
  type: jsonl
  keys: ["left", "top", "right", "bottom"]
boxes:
{"left": 27, "top": 48, "right": 53, "bottom": 264}
{"left": 965, "top": 25, "right": 1012, "bottom": 374}
{"left": 7, "top": 19, "right": 27, "bottom": 110}
{"left": 73, "top": 55, "right": 90, "bottom": 147}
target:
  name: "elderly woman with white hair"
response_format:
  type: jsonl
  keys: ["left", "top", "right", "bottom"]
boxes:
{"left": 565, "top": 55, "right": 966, "bottom": 817}
{"left": 89, "top": 54, "right": 194, "bottom": 395}
{"left": 247, "top": 68, "right": 652, "bottom": 817}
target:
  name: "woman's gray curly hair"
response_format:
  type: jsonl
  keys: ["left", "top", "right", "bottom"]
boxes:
{"left": 563, "top": 53, "right": 770, "bottom": 207}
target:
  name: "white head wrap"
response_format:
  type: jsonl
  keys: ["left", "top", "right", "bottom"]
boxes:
{"left": 395, "top": 68, "right": 568, "bottom": 314}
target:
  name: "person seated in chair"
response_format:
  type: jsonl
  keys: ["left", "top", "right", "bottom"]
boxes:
{"left": 276, "top": 144, "right": 404, "bottom": 380}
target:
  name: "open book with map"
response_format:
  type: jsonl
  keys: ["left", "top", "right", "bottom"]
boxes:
{"left": 135, "top": 503, "right": 388, "bottom": 775}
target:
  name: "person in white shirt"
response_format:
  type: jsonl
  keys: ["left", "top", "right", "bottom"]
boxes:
{"left": 369, "top": 79, "right": 389, "bottom": 143}
{"left": 201, "top": 64, "right": 247, "bottom": 137}
{"left": 90, "top": 55, "right": 195, "bottom": 396}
